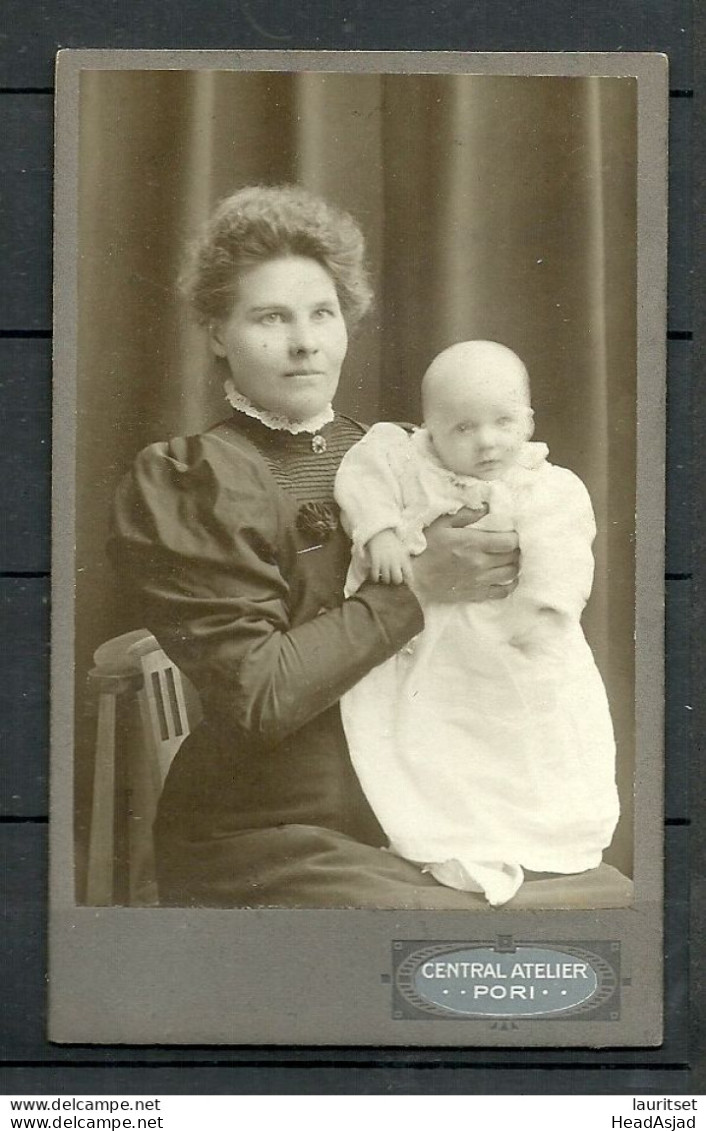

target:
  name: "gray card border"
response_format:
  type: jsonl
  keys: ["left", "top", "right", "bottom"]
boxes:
{"left": 50, "top": 49, "right": 667, "bottom": 1046}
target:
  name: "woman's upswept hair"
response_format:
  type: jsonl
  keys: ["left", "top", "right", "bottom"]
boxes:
{"left": 180, "top": 184, "right": 373, "bottom": 328}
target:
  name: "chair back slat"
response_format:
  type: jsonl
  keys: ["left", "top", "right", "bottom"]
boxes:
{"left": 136, "top": 644, "right": 192, "bottom": 782}
{"left": 86, "top": 629, "right": 200, "bottom": 907}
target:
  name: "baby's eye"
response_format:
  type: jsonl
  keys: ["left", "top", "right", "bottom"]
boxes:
{"left": 497, "top": 416, "right": 515, "bottom": 427}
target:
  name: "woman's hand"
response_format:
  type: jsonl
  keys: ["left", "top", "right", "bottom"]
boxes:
{"left": 411, "top": 509, "right": 520, "bottom": 604}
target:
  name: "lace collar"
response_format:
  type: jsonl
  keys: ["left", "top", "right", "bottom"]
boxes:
{"left": 224, "top": 381, "right": 334, "bottom": 435}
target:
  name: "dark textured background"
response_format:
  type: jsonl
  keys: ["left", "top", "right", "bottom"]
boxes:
{"left": 0, "top": 0, "right": 699, "bottom": 1094}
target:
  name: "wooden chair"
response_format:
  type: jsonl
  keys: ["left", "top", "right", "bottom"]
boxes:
{"left": 85, "top": 630, "right": 201, "bottom": 906}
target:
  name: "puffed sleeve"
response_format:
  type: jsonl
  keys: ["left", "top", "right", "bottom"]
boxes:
{"left": 109, "top": 435, "right": 424, "bottom": 750}
{"left": 334, "top": 422, "right": 413, "bottom": 550}
{"left": 516, "top": 464, "right": 597, "bottom": 618}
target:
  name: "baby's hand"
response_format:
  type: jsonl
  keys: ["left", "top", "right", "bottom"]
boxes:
{"left": 367, "top": 529, "right": 414, "bottom": 585}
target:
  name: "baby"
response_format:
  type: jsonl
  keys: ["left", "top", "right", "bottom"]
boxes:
{"left": 334, "top": 340, "right": 620, "bottom": 906}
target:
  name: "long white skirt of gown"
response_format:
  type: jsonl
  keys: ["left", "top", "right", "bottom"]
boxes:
{"left": 340, "top": 601, "right": 620, "bottom": 906}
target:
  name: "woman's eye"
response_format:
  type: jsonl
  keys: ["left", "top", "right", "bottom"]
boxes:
{"left": 259, "top": 312, "right": 284, "bottom": 324}
{"left": 312, "top": 307, "right": 335, "bottom": 320}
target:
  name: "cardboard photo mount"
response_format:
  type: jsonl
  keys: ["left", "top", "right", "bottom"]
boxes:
{"left": 50, "top": 49, "right": 667, "bottom": 1046}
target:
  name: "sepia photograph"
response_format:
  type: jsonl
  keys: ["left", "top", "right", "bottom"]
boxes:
{"left": 50, "top": 51, "right": 666, "bottom": 1045}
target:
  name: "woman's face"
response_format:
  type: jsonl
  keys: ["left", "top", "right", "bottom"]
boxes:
{"left": 209, "top": 255, "right": 349, "bottom": 422}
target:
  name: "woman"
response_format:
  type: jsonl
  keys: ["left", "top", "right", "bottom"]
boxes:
{"left": 110, "top": 184, "right": 610, "bottom": 910}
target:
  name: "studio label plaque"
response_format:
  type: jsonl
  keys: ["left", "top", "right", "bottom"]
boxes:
{"left": 392, "top": 940, "right": 621, "bottom": 1021}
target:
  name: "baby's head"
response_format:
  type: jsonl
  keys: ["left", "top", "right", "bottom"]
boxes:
{"left": 422, "top": 340, "right": 534, "bottom": 480}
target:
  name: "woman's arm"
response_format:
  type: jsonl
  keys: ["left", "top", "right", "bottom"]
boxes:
{"left": 109, "top": 437, "right": 424, "bottom": 751}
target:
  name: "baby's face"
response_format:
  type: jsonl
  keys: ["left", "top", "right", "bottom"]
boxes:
{"left": 427, "top": 383, "right": 531, "bottom": 480}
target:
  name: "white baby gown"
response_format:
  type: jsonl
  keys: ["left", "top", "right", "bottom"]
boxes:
{"left": 334, "top": 423, "right": 620, "bottom": 906}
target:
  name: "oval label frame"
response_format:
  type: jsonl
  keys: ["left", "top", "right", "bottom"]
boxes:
{"left": 393, "top": 940, "right": 620, "bottom": 1021}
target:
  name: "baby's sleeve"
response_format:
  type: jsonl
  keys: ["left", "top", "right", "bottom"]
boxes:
{"left": 517, "top": 465, "right": 597, "bottom": 619}
{"left": 334, "top": 422, "right": 413, "bottom": 552}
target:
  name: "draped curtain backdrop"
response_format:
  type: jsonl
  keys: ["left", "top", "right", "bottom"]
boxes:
{"left": 76, "top": 71, "right": 637, "bottom": 882}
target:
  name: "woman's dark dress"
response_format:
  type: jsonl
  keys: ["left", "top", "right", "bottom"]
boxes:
{"left": 111, "top": 410, "right": 631, "bottom": 909}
